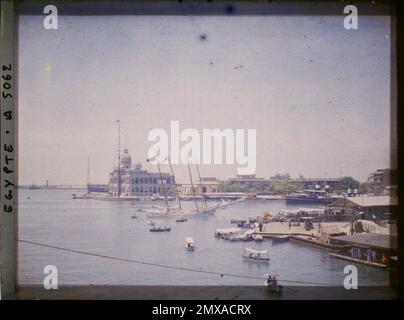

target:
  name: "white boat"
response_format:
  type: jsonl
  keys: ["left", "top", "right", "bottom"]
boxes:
{"left": 227, "top": 233, "right": 245, "bottom": 241}
{"left": 146, "top": 205, "right": 217, "bottom": 219}
{"left": 229, "top": 230, "right": 254, "bottom": 241}
{"left": 271, "top": 235, "right": 290, "bottom": 243}
{"left": 214, "top": 227, "right": 242, "bottom": 237}
{"left": 242, "top": 248, "right": 270, "bottom": 263}
{"left": 185, "top": 237, "right": 195, "bottom": 251}
{"left": 252, "top": 234, "right": 264, "bottom": 241}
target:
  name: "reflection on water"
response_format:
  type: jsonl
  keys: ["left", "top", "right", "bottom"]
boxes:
{"left": 18, "top": 189, "right": 389, "bottom": 286}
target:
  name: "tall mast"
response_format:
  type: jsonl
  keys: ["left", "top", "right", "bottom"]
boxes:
{"left": 87, "top": 156, "right": 90, "bottom": 193}
{"left": 157, "top": 161, "right": 169, "bottom": 213}
{"left": 195, "top": 161, "right": 207, "bottom": 209}
{"left": 168, "top": 156, "right": 182, "bottom": 210}
{"left": 117, "top": 120, "right": 121, "bottom": 197}
{"left": 187, "top": 161, "right": 199, "bottom": 211}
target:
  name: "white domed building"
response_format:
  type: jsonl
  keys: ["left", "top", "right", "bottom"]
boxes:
{"left": 108, "top": 149, "right": 175, "bottom": 197}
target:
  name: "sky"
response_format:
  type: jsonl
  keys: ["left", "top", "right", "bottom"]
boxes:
{"left": 18, "top": 14, "right": 393, "bottom": 185}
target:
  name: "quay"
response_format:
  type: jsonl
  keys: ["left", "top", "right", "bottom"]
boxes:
{"left": 253, "top": 221, "right": 396, "bottom": 255}
{"left": 328, "top": 253, "right": 388, "bottom": 268}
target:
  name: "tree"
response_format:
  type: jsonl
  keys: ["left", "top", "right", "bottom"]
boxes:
{"left": 335, "top": 176, "right": 360, "bottom": 190}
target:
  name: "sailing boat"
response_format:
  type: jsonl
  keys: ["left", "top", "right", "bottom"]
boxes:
{"left": 145, "top": 158, "right": 216, "bottom": 218}
{"left": 186, "top": 160, "right": 217, "bottom": 217}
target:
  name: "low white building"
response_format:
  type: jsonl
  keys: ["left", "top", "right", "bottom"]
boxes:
{"left": 178, "top": 177, "right": 220, "bottom": 195}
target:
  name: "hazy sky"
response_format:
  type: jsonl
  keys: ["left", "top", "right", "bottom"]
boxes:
{"left": 18, "top": 14, "right": 392, "bottom": 185}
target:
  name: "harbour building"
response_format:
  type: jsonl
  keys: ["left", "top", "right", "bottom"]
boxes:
{"left": 325, "top": 196, "right": 398, "bottom": 221}
{"left": 179, "top": 177, "right": 221, "bottom": 195}
{"left": 108, "top": 149, "right": 175, "bottom": 197}
{"left": 367, "top": 168, "right": 397, "bottom": 196}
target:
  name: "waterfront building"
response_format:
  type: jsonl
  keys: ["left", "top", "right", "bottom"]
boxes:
{"left": 179, "top": 177, "right": 220, "bottom": 195}
{"left": 367, "top": 168, "right": 397, "bottom": 195}
{"left": 329, "top": 233, "right": 397, "bottom": 268}
{"left": 227, "top": 174, "right": 271, "bottom": 191}
{"left": 325, "top": 196, "right": 398, "bottom": 221}
{"left": 108, "top": 149, "right": 175, "bottom": 197}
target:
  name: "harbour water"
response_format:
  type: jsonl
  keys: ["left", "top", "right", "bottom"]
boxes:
{"left": 18, "top": 189, "right": 389, "bottom": 287}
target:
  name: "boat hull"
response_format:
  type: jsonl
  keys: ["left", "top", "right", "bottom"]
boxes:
{"left": 271, "top": 236, "right": 290, "bottom": 243}
{"left": 242, "top": 256, "right": 270, "bottom": 263}
{"left": 285, "top": 196, "right": 335, "bottom": 205}
{"left": 149, "top": 227, "right": 171, "bottom": 232}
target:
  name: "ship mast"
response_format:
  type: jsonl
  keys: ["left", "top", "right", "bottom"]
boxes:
{"left": 87, "top": 156, "right": 90, "bottom": 194}
{"left": 195, "top": 161, "right": 207, "bottom": 209}
{"left": 157, "top": 160, "right": 169, "bottom": 214}
{"left": 187, "top": 161, "right": 199, "bottom": 212}
{"left": 117, "top": 120, "right": 121, "bottom": 197}
{"left": 168, "top": 156, "right": 182, "bottom": 210}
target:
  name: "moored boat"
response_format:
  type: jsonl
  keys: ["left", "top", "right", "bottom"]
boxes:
{"left": 242, "top": 248, "right": 270, "bottom": 263}
{"left": 271, "top": 235, "right": 290, "bottom": 243}
{"left": 214, "top": 227, "right": 242, "bottom": 237}
{"left": 252, "top": 234, "right": 264, "bottom": 241}
{"left": 285, "top": 189, "right": 336, "bottom": 205}
{"left": 149, "top": 226, "right": 171, "bottom": 232}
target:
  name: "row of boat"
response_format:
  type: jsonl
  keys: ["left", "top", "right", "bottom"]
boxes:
{"left": 215, "top": 228, "right": 264, "bottom": 242}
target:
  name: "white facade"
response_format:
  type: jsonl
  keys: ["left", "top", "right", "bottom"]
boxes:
{"left": 108, "top": 149, "right": 175, "bottom": 197}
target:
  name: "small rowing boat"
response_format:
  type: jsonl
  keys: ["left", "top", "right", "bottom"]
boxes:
{"left": 149, "top": 226, "right": 171, "bottom": 232}
{"left": 271, "top": 235, "right": 290, "bottom": 243}
{"left": 185, "top": 237, "right": 195, "bottom": 251}
{"left": 242, "top": 248, "right": 270, "bottom": 263}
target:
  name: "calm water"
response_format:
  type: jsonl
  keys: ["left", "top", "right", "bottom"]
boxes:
{"left": 18, "top": 189, "right": 388, "bottom": 286}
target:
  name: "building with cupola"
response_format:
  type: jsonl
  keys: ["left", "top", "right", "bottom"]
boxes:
{"left": 108, "top": 149, "right": 175, "bottom": 197}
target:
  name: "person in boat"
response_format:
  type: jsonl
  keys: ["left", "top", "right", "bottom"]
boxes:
{"left": 259, "top": 222, "right": 263, "bottom": 232}
{"left": 256, "top": 253, "right": 261, "bottom": 260}
{"left": 267, "top": 275, "right": 277, "bottom": 287}
{"left": 267, "top": 275, "right": 272, "bottom": 284}
{"left": 267, "top": 275, "right": 273, "bottom": 286}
